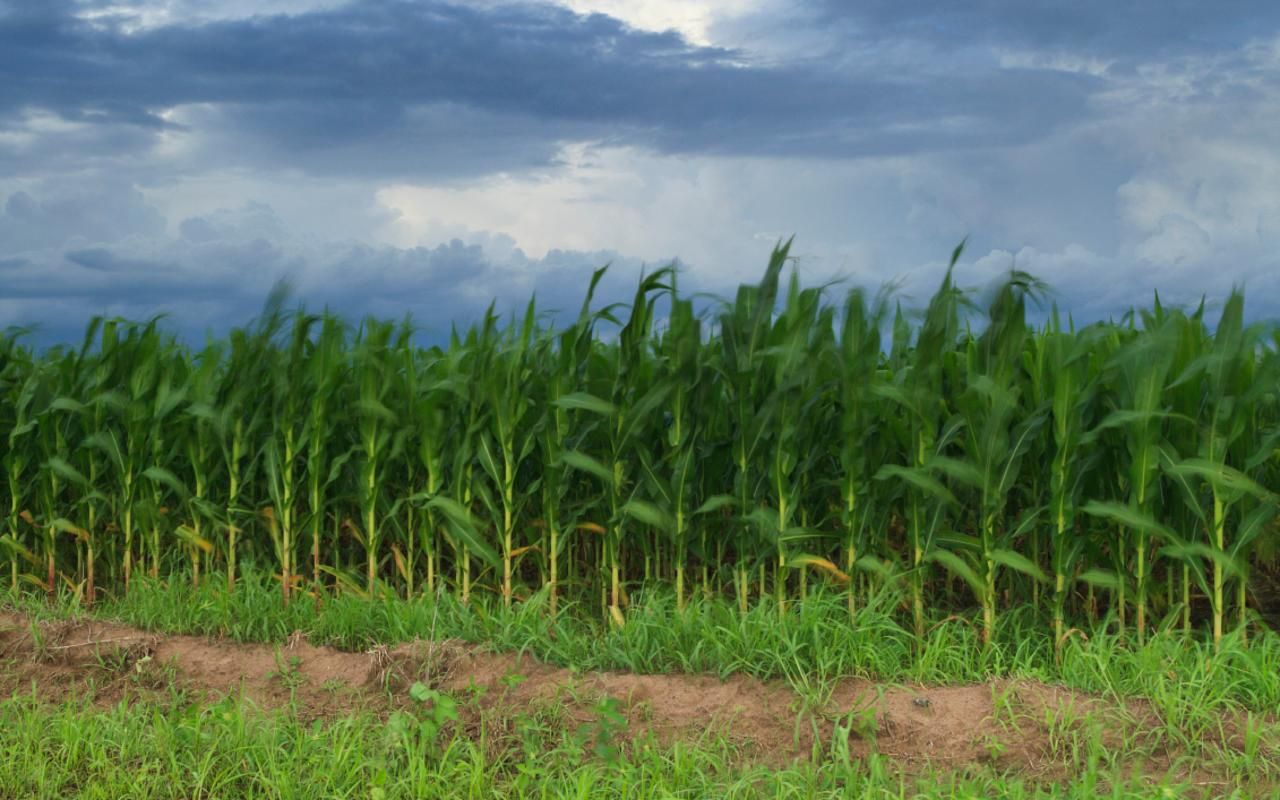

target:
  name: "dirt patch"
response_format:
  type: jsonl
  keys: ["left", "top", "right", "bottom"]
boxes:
{"left": 0, "top": 611, "right": 1267, "bottom": 791}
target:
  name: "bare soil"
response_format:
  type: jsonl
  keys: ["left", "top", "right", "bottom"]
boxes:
{"left": 0, "top": 611, "right": 1263, "bottom": 791}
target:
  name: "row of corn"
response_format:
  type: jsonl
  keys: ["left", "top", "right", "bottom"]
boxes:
{"left": 2, "top": 242, "right": 1277, "bottom": 649}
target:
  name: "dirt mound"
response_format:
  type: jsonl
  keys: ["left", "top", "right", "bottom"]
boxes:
{"left": 0, "top": 611, "right": 1255, "bottom": 788}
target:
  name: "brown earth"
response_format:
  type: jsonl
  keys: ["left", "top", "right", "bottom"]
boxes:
{"left": 0, "top": 611, "right": 1266, "bottom": 793}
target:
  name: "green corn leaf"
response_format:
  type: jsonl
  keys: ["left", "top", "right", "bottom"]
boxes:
{"left": 854, "top": 555, "right": 897, "bottom": 581}
{"left": 426, "top": 496, "right": 501, "bottom": 569}
{"left": 693, "top": 495, "right": 736, "bottom": 515}
{"left": 1077, "top": 569, "right": 1121, "bottom": 590}
{"left": 1166, "top": 458, "right": 1276, "bottom": 503}
{"left": 926, "top": 550, "right": 985, "bottom": 599}
{"left": 142, "top": 466, "right": 190, "bottom": 499}
{"left": 621, "top": 500, "right": 673, "bottom": 532}
{"left": 49, "top": 518, "right": 89, "bottom": 541}
{"left": 46, "top": 457, "right": 91, "bottom": 488}
{"left": 874, "top": 464, "right": 958, "bottom": 505}
{"left": 1081, "top": 500, "right": 1174, "bottom": 540}
{"left": 1159, "top": 541, "right": 1246, "bottom": 579}
{"left": 990, "top": 548, "right": 1049, "bottom": 583}
{"left": 560, "top": 450, "right": 615, "bottom": 487}
{"left": 552, "top": 392, "right": 617, "bottom": 417}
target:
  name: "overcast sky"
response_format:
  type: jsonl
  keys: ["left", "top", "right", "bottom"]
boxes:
{"left": 2, "top": 0, "right": 1278, "bottom": 344}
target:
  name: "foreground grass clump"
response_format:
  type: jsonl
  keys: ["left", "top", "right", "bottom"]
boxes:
{"left": 2, "top": 239, "right": 1279, "bottom": 657}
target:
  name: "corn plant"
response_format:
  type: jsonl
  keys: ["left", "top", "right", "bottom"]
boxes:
{"left": 875, "top": 246, "right": 969, "bottom": 640}
{"left": 478, "top": 298, "right": 539, "bottom": 608}
{"left": 943, "top": 274, "right": 1047, "bottom": 646}
{"left": 833, "top": 286, "right": 891, "bottom": 619}
{"left": 1028, "top": 312, "right": 1098, "bottom": 650}
{"left": 1163, "top": 291, "right": 1279, "bottom": 649}
{"left": 302, "top": 314, "right": 349, "bottom": 591}
{"left": 1085, "top": 315, "right": 1178, "bottom": 642}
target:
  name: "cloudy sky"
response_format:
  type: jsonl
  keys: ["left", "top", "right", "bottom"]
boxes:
{"left": 2, "top": 0, "right": 1279, "bottom": 344}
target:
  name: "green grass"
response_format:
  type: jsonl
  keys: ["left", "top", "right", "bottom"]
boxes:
{"left": 12, "top": 571, "right": 1277, "bottom": 709}
{"left": 4, "top": 575, "right": 1279, "bottom": 798}
{"left": 7, "top": 576, "right": 1280, "bottom": 739}
{"left": 0, "top": 690, "right": 1250, "bottom": 800}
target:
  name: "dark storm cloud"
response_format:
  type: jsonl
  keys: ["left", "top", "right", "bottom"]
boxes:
{"left": 2, "top": 0, "right": 1277, "bottom": 348}
{"left": 0, "top": 0, "right": 1112, "bottom": 178}
{"left": 0, "top": 183, "right": 166, "bottom": 249}
{"left": 300, "top": 238, "right": 655, "bottom": 332}
{"left": 0, "top": 195, "right": 662, "bottom": 346}
{"left": 807, "top": 1, "right": 1280, "bottom": 63}
{"left": 4, "top": 188, "right": 1276, "bottom": 351}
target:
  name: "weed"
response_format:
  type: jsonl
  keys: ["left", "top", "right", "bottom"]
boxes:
{"left": 573, "top": 696, "right": 628, "bottom": 764}
{"left": 384, "top": 682, "right": 460, "bottom": 765}
{"left": 268, "top": 649, "right": 305, "bottom": 691}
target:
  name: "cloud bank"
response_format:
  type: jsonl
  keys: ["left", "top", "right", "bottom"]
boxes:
{"left": 1, "top": 0, "right": 1278, "bottom": 344}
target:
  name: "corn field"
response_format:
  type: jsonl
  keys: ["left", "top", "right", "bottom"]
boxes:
{"left": 2, "top": 241, "right": 1278, "bottom": 651}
